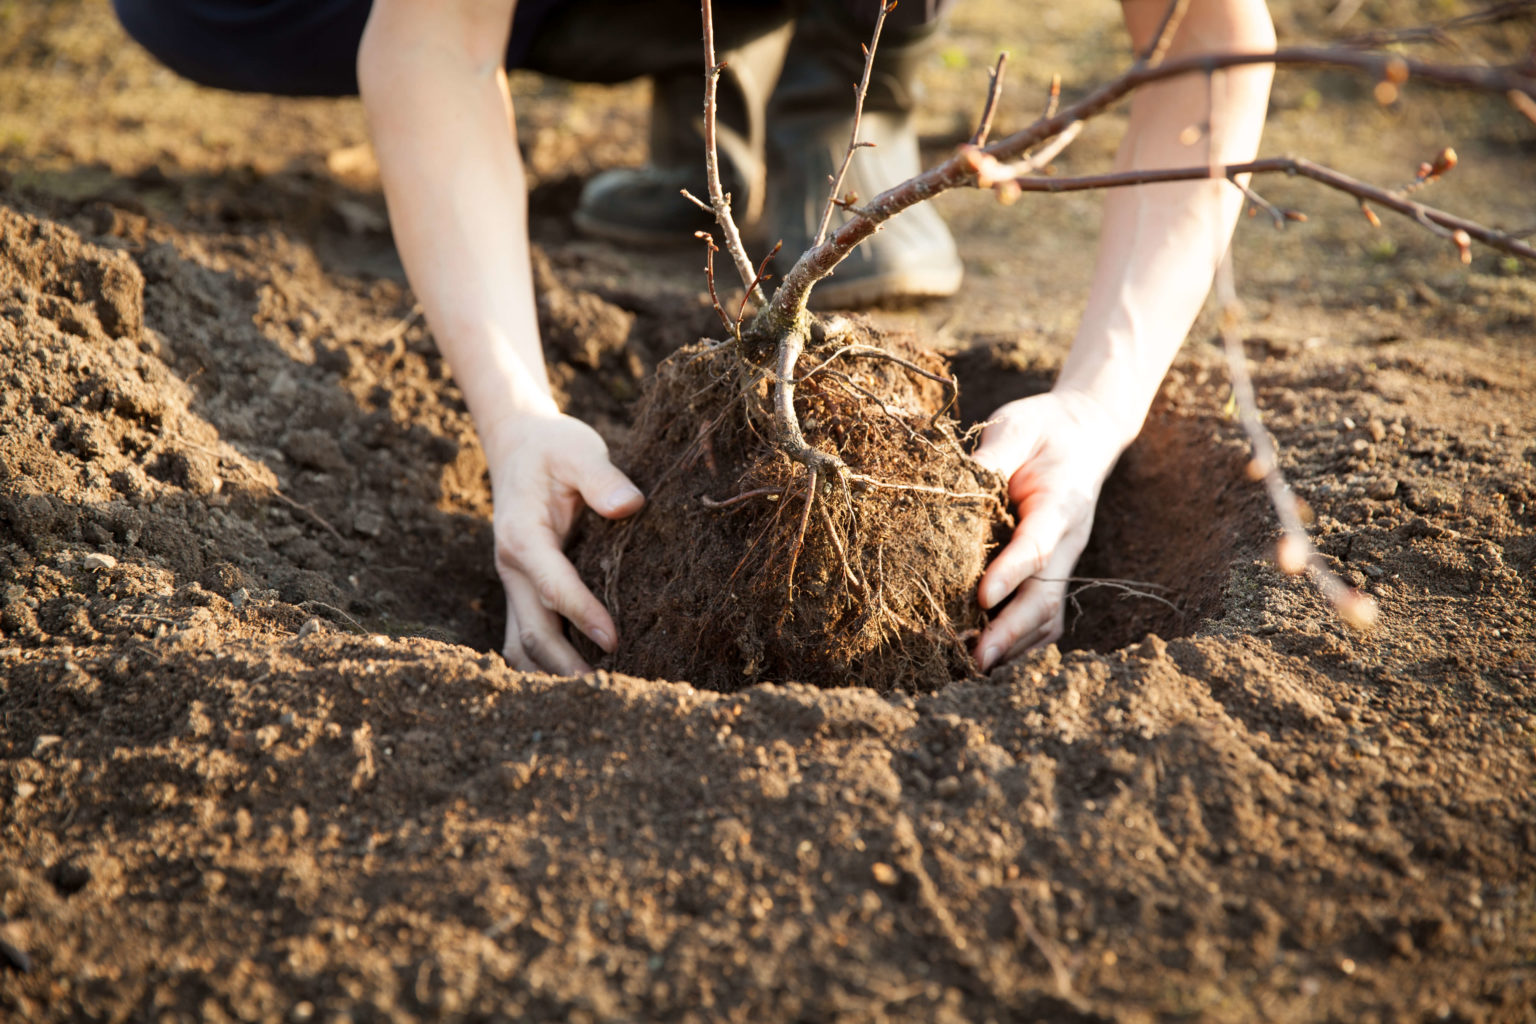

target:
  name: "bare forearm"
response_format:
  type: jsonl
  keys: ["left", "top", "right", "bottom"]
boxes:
{"left": 1056, "top": 0, "right": 1275, "bottom": 444}
{"left": 358, "top": 1, "right": 555, "bottom": 446}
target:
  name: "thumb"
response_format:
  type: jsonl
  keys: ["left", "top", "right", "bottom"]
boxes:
{"left": 971, "top": 408, "right": 1044, "bottom": 477}
{"left": 562, "top": 446, "right": 645, "bottom": 519}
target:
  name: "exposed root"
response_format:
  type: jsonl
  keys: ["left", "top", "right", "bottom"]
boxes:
{"left": 783, "top": 465, "right": 820, "bottom": 605}
{"left": 796, "top": 343, "right": 960, "bottom": 426}
{"left": 847, "top": 473, "right": 1006, "bottom": 511}
{"left": 701, "top": 487, "right": 783, "bottom": 510}
{"left": 1055, "top": 575, "right": 1182, "bottom": 623}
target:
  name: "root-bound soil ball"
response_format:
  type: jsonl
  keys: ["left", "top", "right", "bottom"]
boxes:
{"left": 571, "top": 315, "right": 1011, "bottom": 692}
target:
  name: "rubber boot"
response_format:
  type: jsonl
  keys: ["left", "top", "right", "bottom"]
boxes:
{"left": 572, "top": 21, "right": 794, "bottom": 245}
{"left": 763, "top": 9, "right": 962, "bottom": 309}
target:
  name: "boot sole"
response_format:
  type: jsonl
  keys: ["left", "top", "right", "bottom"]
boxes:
{"left": 572, "top": 208, "right": 707, "bottom": 248}
{"left": 806, "top": 261, "right": 964, "bottom": 310}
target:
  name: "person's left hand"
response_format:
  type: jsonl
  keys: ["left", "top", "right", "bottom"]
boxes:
{"left": 970, "top": 388, "right": 1131, "bottom": 671}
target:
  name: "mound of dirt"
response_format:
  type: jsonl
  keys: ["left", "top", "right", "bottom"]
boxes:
{"left": 572, "top": 318, "right": 1009, "bottom": 691}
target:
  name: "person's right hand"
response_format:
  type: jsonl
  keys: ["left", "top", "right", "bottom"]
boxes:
{"left": 482, "top": 410, "right": 645, "bottom": 675}
{"left": 970, "top": 387, "right": 1131, "bottom": 670}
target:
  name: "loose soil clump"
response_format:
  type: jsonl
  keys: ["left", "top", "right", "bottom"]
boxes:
{"left": 574, "top": 317, "right": 1009, "bottom": 691}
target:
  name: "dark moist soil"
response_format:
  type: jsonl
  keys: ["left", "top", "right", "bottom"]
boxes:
{"left": 572, "top": 319, "right": 1008, "bottom": 692}
{"left": 3, "top": 3, "right": 1536, "bottom": 1023}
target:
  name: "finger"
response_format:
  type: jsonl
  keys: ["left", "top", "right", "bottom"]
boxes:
{"left": 498, "top": 527, "right": 618, "bottom": 653}
{"left": 502, "top": 572, "right": 592, "bottom": 675}
{"left": 557, "top": 443, "right": 645, "bottom": 519}
{"left": 500, "top": 602, "right": 540, "bottom": 674}
{"left": 975, "top": 576, "right": 1067, "bottom": 671}
{"left": 971, "top": 414, "right": 1042, "bottom": 477}
{"left": 977, "top": 496, "right": 1073, "bottom": 609}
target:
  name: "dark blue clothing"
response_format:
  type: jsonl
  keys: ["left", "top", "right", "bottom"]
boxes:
{"left": 112, "top": 0, "right": 566, "bottom": 95}
{"left": 113, "top": 0, "right": 950, "bottom": 97}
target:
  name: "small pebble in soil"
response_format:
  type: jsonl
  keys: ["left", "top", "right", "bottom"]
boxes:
{"left": 352, "top": 510, "right": 385, "bottom": 537}
{"left": 0, "top": 935, "right": 31, "bottom": 974}
{"left": 82, "top": 552, "right": 117, "bottom": 571}
{"left": 31, "top": 735, "right": 62, "bottom": 757}
{"left": 1367, "top": 478, "right": 1399, "bottom": 500}
{"left": 871, "top": 862, "right": 898, "bottom": 886}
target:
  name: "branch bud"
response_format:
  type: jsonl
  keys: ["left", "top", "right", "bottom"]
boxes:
{"left": 1359, "top": 203, "right": 1381, "bottom": 228}
{"left": 1335, "top": 590, "right": 1380, "bottom": 631}
{"left": 1452, "top": 229, "right": 1472, "bottom": 264}
{"left": 1431, "top": 146, "right": 1458, "bottom": 176}
{"left": 1384, "top": 57, "right": 1409, "bottom": 85}
{"left": 961, "top": 145, "right": 1013, "bottom": 188}
{"left": 993, "top": 180, "right": 1022, "bottom": 205}
{"left": 1277, "top": 535, "right": 1309, "bottom": 576}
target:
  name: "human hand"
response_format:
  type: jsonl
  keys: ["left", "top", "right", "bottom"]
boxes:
{"left": 482, "top": 411, "right": 644, "bottom": 674}
{"left": 970, "top": 388, "right": 1132, "bottom": 671}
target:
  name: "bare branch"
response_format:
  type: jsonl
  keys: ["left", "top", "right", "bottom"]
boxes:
{"left": 815, "top": 0, "right": 897, "bottom": 247}
{"left": 1000, "top": 155, "right": 1536, "bottom": 261}
{"left": 1042, "top": 73, "right": 1062, "bottom": 120}
{"left": 701, "top": 0, "right": 765, "bottom": 306}
{"left": 1139, "top": 0, "right": 1193, "bottom": 69}
{"left": 738, "top": 241, "right": 782, "bottom": 325}
{"left": 771, "top": 38, "right": 1532, "bottom": 338}
{"left": 693, "top": 231, "right": 737, "bottom": 334}
{"left": 1338, "top": 1, "right": 1536, "bottom": 50}
{"left": 970, "top": 52, "right": 1010, "bottom": 147}
{"left": 1214, "top": 262, "right": 1378, "bottom": 631}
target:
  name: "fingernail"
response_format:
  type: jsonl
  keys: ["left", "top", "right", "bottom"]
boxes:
{"left": 603, "top": 486, "right": 642, "bottom": 513}
{"left": 979, "top": 645, "right": 998, "bottom": 670}
{"left": 591, "top": 628, "right": 613, "bottom": 652}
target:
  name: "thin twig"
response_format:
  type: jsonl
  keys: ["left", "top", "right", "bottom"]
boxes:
{"left": 970, "top": 53, "right": 1010, "bottom": 147}
{"left": 1339, "top": 1, "right": 1536, "bottom": 50}
{"left": 737, "top": 242, "right": 782, "bottom": 325}
{"left": 815, "top": 0, "right": 897, "bottom": 247}
{"left": 693, "top": 231, "right": 737, "bottom": 334}
{"left": 1214, "top": 261, "right": 1378, "bottom": 630}
{"left": 1000, "top": 155, "right": 1536, "bottom": 261}
{"left": 701, "top": 0, "right": 764, "bottom": 304}
{"left": 1139, "top": 0, "right": 1193, "bottom": 68}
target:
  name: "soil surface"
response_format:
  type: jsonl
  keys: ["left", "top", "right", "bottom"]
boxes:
{"left": 3, "top": 2, "right": 1534, "bottom": 1022}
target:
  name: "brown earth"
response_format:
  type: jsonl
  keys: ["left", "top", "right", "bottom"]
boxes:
{"left": 2, "top": 2, "right": 1535, "bottom": 1022}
